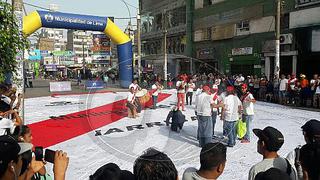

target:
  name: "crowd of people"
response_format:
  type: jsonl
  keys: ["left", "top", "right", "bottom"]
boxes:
{"left": 88, "top": 120, "right": 320, "bottom": 180}
{"left": 175, "top": 73, "right": 320, "bottom": 109}
{"left": 2, "top": 69, "right": 320, "bottom": 180}
{"left": 0, "top": 83, "right": 69, "bottom": 180}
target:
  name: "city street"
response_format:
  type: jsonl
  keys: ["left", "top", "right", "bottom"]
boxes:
{"left": 24, "top": 90, "right": 320, "bottom": 179}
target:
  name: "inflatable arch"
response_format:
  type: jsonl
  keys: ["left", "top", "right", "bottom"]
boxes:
{"left": 23, "top": 11, "right": 133, "bottom": 88}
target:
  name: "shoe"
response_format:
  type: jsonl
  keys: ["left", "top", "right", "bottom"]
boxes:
{"left": 241, "top": 139, "right": 250, "bottom": 143}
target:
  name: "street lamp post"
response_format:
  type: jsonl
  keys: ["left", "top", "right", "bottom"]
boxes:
{"left": 275, "top": 0, "right": 281, "bottom": 78}
{"left": 163, "top": 10, "right": 168, "bottom": 83}
{"left": 137, "top": 10, "right": 142, "bottom": 81}
{"left": 82, "top": 37, "right": 86, "bottom": 79}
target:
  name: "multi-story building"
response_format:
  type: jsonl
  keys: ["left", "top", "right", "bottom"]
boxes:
{"left": 140, "top": 0, "right": 192, "bottom": 78}
{"left": 289, "top": 0, "right": 320, "bottom": 78}
{"left": 40, "top": 28, "right": 66, "bottom": 51}
{"left": 192, "top": 0, "right": 320, "bottom": 79}
{"left": 66, "top": 30, "right": 93, "bottom": 64}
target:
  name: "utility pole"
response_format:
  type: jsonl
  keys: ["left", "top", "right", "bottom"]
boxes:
{"left": 163, "top": 10, "right": 168, "bottom": 83}
{"left": 275, "top": 0, "right": 281, "bottom": 78}
{"left": 137, "top": 10, "right": 142, "bottom": 81}
{"left": 12, "top": 0, "right": 25, "bottom": 120}
{"left": 82, "top": 37, "right": 86, "bottom": 79}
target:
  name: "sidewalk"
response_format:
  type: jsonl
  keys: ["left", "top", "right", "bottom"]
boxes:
{"left": 25, "top": 79, "right": 128, "bottom": 99}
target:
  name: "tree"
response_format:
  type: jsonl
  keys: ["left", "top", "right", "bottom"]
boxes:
{"left": 0, "top": 1, "right": 29, "bottom": 83}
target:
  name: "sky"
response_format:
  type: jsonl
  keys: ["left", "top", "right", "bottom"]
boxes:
{"left": 22, "top": 0, "right": 138, "bottom": 31}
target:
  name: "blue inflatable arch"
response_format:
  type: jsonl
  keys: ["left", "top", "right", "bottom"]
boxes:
{"left": 23, "top": 11, "right": 133, "bottom": 88}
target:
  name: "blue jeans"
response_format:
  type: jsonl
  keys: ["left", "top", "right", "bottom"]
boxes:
{"left": 224, "top": 121, "right": 236, "bottom": 147}
{"left": 152, "top": 95, "right": 158, "bottom": 109}
{"left": 197, "top": 115, "right": 213, "bottom": 147}
{"left": 242, "top": 115, "right": 254, "bottom": 141}
{"left": 211, "top": 111, "right": 218, "bottom": 136}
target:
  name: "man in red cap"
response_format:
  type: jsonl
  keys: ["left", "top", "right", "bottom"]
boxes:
{"left": 176, "top": 75, "right": 186, "bottom": 111}
{"left": 241, "top": 83, "right": 256, "bottom": 143}
{"left": 211, "top": 84, "right": 222, "bottom": 138}
{"left": 196, "top": 85, "right": 215, "bottom": 147}
{"left": 221, "top": 86, "right": 242, "bottom": 147}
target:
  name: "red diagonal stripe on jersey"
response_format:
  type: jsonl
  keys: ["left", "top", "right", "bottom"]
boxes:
{"left": 28, "top": 93, "right": 171, "bottom": 148}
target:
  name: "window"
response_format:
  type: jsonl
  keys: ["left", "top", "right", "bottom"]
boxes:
{"left": 236, "top": 20, "right": 250, "bottom": 35}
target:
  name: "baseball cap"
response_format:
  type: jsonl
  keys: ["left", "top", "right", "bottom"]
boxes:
{"left": 253, "top": 126, "right": 284, "bottom": 151}
{"left": 301, "top": 119, "right": 320, "bottom": 138}
{"left": 255, "top": 168, "right": 291, "bottom": 180}
{"left": 203, "top": 85, "right": 210, "bottom": 92}
{"left": 241, "top": 83, "right": 248, "bottom": 89}
{"left": 226, "top": 86, "right": 234, "bottom": 92}
{"left": 0, "top": 135, "right": 21, "bottom": 169}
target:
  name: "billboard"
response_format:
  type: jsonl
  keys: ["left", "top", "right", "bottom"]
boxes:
{"left": 28, "top": 49, "right": 42, "bottom": 60}
{"left": 92, "top": 34, "right": 111, "bottom": 52}
{"left": 92, "top": 33, "right": 111, "bottom": 64}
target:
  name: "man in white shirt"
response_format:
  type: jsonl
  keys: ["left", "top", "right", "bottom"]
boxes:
{"left": 196, "top": 86, "right": 214, "bottom": 147}
{"left": 151, "top": 82, "right": 163, "bottom": 109}
{"left": 279, "top": 74, "right": 288, "bottom": 105}
{"left": 241, "top": 84, "right": 256, "bottom": 143}
{"left": 127, "top": 87, "right": 137, "bottom": 118}
{"left": 176, "top": 76, "right": 186, "bottom": 111}
{"left": 221, "top": 86, "right": 242, "bottom": 147}
{"left": 186, "top": 80, "right": 196, "bottom": 105}
{"left": 248, "top": 126, "right": 297, "bottom": 180}
{"left": 211, "top": 85, "right": 222, "bottom": 137}
{"left": 183, "top": 143, "right": 227, "bottom": 180}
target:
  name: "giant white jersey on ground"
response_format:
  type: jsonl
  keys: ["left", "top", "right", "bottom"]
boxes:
{"left": 24, "top": 90, "right": 320, "bottom": 180}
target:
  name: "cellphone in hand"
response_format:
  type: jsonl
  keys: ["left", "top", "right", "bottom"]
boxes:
{"left": 34, "top": 146, "right": 43, "bottom": 161}
{"left": 44, "top": 149, "right": 55, "bottom": 164}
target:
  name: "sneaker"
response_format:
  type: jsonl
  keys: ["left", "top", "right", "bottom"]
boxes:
{"left": 241, "top": 139, "right": 250, "bottom": 143}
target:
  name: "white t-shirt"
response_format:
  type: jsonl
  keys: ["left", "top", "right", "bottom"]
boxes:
{"left": 127, "top": 92, "right": 135, "bottom": 103}
{"left": 316, "top": 86, "right": 320, "bottom": 94}
{"left": 187, "top": 83, "right": 195, "bottom": 93}
{"left": 211, "top": 92, "right": 219, "bottom": 112}
{"left": 242, "top": 93, "right": 255, "bottom": 115}
{"left": 223, "top": 95, "right": 241, "bottom": 121}
{"left": 248, "top": 157, "right": 297, "bottom": 180}
{"left": 279, "top": 79, "right": 288, "bottom": 91}
{"left": 182, "top": 167, "right": 207, "bottom": 180}
{"left": 129, "top": 83, "right": 139, "bottom": 91}
{"left": 176, "top": 81, "right": 186, "bottom": 94}
{"left": 0, "top": 117, "right": 15, "bottom": 135}
{"left": 196, "top": 92, "right": 214, "bottom": 116}
{"left": 195, "top": 88, "right": 203, "bottom": 110}
{"left": 152, "top": 84, "right": 160, "bottom": 96}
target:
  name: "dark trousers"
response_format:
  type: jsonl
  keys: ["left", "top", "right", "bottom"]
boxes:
{"left": 186, "top": 92, "right": 193, "bottom": 105}
{"left": 152, "top": 95, "right": 158, "bottom": 109}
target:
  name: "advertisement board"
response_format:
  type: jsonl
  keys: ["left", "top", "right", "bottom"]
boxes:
{"left": 85, "top": 80, "right": 105, "bottom": 89}
{"left": 49, "top": 81, "right": 72, "bottom": 92}
{"left": 232, "top": 47, "right": 253, "bottom": 56}
{"left": 28, "top": 49, "right": 42, "bottom": 60}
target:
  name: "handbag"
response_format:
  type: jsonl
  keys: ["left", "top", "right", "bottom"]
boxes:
{"left": 236, "top": 118, "right": 247, "bottom": 139}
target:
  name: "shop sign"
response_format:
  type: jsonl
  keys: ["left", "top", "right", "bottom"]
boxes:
{"left": 296, "top": 0, "right": 320, "bottom": 7}
{"left": 232, "top": 47, "right": 253, "bottom": 56}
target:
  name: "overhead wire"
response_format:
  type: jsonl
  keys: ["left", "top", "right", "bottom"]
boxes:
{"left": 22, "top": 2, "right": 136, "bottom": 20}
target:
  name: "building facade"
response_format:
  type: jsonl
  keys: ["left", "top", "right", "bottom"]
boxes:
{"left": 140, "top": 0, "right": 192, "bottom": 78}
{"left": 192, "top": 0, "right": 320, "bottom": 79}
{"left": 66, "top": 30, "right": 93, "bottom": 65}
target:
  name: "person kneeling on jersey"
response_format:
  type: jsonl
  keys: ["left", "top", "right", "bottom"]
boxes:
{"left": 165, "top": 106, "right": 186, "bottom": 132}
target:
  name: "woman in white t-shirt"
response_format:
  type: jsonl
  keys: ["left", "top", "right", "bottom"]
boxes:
{"left": 241, "top": 84, "right": 256, "bottom": 143}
